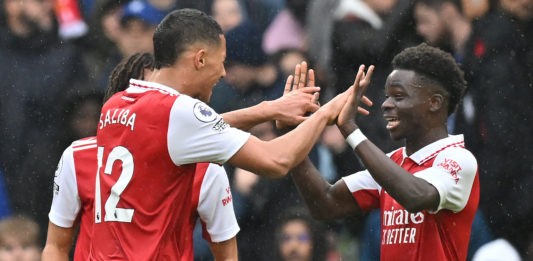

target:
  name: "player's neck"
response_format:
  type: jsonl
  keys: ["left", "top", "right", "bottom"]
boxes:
{"left": 149, "top": 67, "right": 197, "bottom": 96}
{"left": 404, "top": 126, "right": 448, "bottom": 155}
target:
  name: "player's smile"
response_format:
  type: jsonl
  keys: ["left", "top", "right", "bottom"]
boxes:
{"left": 384, "top": 115, "right": 400, "bottom": 131}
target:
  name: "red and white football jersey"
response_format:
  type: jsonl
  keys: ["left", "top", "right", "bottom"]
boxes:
{"left": 91, "top": 79, "right": 247, "bottom": 260}
{"left": 342, "top": 135, "right": 479, "bottom": 261}
{"left": 49, "top": 137, "right": 97, "bottom": 260}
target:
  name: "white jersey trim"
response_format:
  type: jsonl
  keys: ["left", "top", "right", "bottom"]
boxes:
{"left": 48, "top": 146, "right": 81, "bottom": 228}
{"left": 197, "top": 164, "right": 239, "bottom": 242}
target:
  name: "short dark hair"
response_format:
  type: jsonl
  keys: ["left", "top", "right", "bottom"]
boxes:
{"left": 153, "top": 8, "right": 223, "bottom": 69}
{"left": 105, "top": 52, "right": 154, "bottom": 102}
{"left": 392, "top": 43, "right": 467, "bottom": 115}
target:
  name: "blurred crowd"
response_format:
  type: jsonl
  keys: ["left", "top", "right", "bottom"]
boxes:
{"left": 0, "top": 0, "right": 531, "bottom": 260}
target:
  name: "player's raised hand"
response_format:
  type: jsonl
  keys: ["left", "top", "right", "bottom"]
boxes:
{"left": 275, "top": 61, "right": 320, "bottom": 129}
{"left": 337, "top": 65, "right": 375, "bottom": 128}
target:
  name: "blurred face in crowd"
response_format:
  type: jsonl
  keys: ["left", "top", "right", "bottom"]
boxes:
{"left": 101, "top": 6, "right": 123, "bottom": 43}
{"left": 117, "top": 19, "right": 156, "bottom": 57}
{"left": 279, "top": 220, "right": 313, "bottom": 261}
{"left": 365, "top": 0, "right": 397, "bottom": 15}
{"left": 500, "top": 0, "right": 533, "bottom": 20}
{"left": 4, "top": 0, "right": 54, "bottom": 37}
{"left": 0, "top": 237, "right": 40, "bottom": 261}
{"left": 212, "top": 0, "right": 243, "bottom": 32}
{"left": 70, "top": 99, "right": 101, "bottom": 139}
{"left": 414, "top": 3, "right": 447, "bottom": 46}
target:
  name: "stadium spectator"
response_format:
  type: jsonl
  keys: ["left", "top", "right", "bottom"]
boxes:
{"left": 0, "top": 215, "right": 42, "bottom": 261}
{"left": 0, "top": 0, "right": 89, "bottom": 241}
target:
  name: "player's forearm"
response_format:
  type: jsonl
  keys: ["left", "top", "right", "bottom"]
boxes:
{"left": 222, "top": 101, "right": 275, "bottom": 131}
{"left": 41, "top": 246, "right": 70, "bottom": 261}
{"left": 291, "top": 158, "right": 339, "bottom": 220}
{"left": 209, "top": 237, "right": 238, "bottom": 261}
{"left": 269, "top": 110, "right": 329, "bottom": 173}
{"left": 353, "top": 135, "right": 438, "bottom": 212}
{"left": 41, "top": 222, "right": 74, "bottom": 261}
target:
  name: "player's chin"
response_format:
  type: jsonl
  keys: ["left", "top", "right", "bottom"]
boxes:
{"left": 388, "top": 130, "right": 403, "bottom": 141}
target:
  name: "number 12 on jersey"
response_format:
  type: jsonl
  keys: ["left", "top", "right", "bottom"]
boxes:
{"left": 95, "top": 146, "right": 135, "bottom": 223}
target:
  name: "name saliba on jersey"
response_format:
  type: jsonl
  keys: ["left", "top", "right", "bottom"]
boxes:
{"left": 381, "top": 206, "right": 424, "bottom": 245}
{"left": 99, "top": 108, "right": 137, "bottom": 131}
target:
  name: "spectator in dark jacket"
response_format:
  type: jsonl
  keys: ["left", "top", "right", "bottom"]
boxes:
{"left": 0, "top": 0, "right": 89, "bottom": 243}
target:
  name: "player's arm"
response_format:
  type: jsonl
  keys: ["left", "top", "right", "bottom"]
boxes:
{"left": 347, "top": 133, "right": 440, "bottom": 212}
{"left": 221, "top": 84, "right": 320, "bottom": 131}
{"left": 291, "top": 157, "right": 362, "bottom": 220}
{"left": 209, "top": 237, "right": 238, "bottom": 261}
{"left": 42, "top": 145, "right": 81, "bottom": 260}
{"left": 41, "top": 222, "right": 75, "bottom": 261}
{"left": 196, "top": 164, "right": 240, "bottom": 258}
{"left": 227, "top": 90, "right": 348, "bottom": 178}
{"left": 337, "top": 65, "right": 440, "bottom": 213}
{"left": 226, "top": 62, "right": 355, "bottom": 178}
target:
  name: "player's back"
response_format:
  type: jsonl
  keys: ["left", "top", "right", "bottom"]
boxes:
{"left": 92, "top": 84, "right": 200, "bottom": 260}
{"left": 71, "top": 137, "right": 98, "bottom": 260}
{"left": 49, "top": 137, "right": 98, "bottom": 260}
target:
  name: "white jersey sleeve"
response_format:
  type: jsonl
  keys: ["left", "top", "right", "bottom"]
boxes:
{"left": 342, "top": 170, "right": 382, "bottom": 193}
{"left": 197, "top": 164, "right": 239, "bottom": 243}
{"left": 414, "top": 147, "right": 477, "bottom": 212}
{"left": 168, "top": 96, "right": 250, "bottom": 165}
{"left": 341, "top": 170, "right": 382, "bottom": 211}
{"left": 48, "top": 146, "right": 81, "bottom": 228}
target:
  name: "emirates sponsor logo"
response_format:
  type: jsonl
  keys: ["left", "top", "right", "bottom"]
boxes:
{"left": 381, "top": 207, "right": 424, "bottom": 245}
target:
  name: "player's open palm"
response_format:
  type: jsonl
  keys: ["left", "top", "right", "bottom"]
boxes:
{"left": 275, "top": 61, "right": 320, "bottom": 129}
{"left": 337, "top": 65, "right": 375, "bottom": 127}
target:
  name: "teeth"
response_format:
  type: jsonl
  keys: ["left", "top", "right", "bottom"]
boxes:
{"left": 386, "top": 119, "right": 399, "bottom": 129}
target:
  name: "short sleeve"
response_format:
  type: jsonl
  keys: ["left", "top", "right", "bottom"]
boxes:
{"left": 48, "top": 147, "right": 81, "bottom": 228}
{"left": 168, "top": 96, "right": 250, "bottom": 165}
{"left": 342, "top": 170, "right": 382, "bottom": 211}
{"left": 414, "top": 147, "right": 477, "bottom": 212}
{"left": 197, "top": 164, "right": 239, "bottom": 243}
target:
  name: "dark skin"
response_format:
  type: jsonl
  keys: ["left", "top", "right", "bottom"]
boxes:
{"left": 289, "top": 67, "right": 445, "bottom": 220}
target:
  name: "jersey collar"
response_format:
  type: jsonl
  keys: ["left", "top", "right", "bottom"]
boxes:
{"left": 127, "top": 79, "right": 180, "bottom": 96}
{"left": 404, "top": 135, "right": 465, "bottom": 165}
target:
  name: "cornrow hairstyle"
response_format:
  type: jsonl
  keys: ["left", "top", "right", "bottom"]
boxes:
{"left": 392, "top": 43, "right": 467, "bottom": 115}
{"left": 153, "top": 8, "right": 223, "bottom": 69}
{"left": 104, "top": 52, "right": 155, "bottom": 102}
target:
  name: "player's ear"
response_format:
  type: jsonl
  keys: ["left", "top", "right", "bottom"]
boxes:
{"left": 194, "top": 49, "right": 207, "bottom": 70}
{"left": 428, "top": 93, "right": 444, "bottom": 112}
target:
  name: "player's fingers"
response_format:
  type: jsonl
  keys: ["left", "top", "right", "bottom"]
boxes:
{"left": 307, "top": 100, "right": 320, "bottom": 113}
{"left": 308, "top": 69, "right": 316, "bottom": 87}
{"left": 298, "top": 86, "right": 321, "bottom": 94}
{"left": 292, "top": 64, "right": 301, "bottom": 91}
{"left": 298, "top": 61, "right": 308, "bottom": 89}
{"left": 361, "top": 96, "right": 373, "bottom": 107}
{"left": 360, "top": 65, "right": 375, "bottom": 94}
{"left": 357, "top": 107, "right": 370, "bottom": 115}
{"left": 284, "top": 75, "right": 293, "bottom": 95}
{"left": 352, "top": 65, "right": 365, "bottom": 97}
{"left": 312, "top": 92, "right": 320, "bottom": 105}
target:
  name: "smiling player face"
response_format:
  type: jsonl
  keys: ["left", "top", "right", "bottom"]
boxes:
{"left": 381, "top": 69, "right": 435, "bottom": 141}
{"left": 198, "top": 35, "right": 227, "bottom": 103}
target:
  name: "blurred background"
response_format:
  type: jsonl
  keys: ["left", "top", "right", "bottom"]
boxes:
{"left": 0, "top": 0, "right": 531, "bottom": 260}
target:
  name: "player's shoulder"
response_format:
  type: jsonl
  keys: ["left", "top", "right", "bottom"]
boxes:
{"left": 170, "top": 94, "right": 220, "bottom": 124}
{"left": 70, "top": 137, "right": 97, "bottom": 151}
{"left": 439, "top": 146, "right": 475, "bottom": 161}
